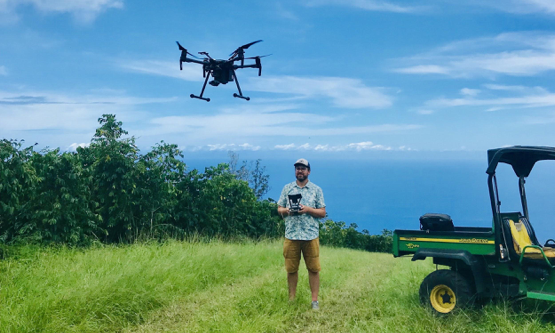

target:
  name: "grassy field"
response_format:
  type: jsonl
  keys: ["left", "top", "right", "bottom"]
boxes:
{"left": 2, "top": 240, "right": 555, "bottom": 332}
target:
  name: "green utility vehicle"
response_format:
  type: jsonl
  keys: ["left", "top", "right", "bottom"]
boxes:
{"left": 393, "top": 146, "right": 555, "bottom": 314}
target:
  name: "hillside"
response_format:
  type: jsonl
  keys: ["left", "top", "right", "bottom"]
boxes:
{"left": 1, "top": 240, "right": 554, "bottom": 332}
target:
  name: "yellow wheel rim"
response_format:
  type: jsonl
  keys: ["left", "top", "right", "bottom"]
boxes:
{"left": 430, "top": 284, "right": 456, "bottom": 313}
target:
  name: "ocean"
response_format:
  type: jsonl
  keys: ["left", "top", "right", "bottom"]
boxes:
{"left": 184, "top": 156, "right": 555, "bottom": 241}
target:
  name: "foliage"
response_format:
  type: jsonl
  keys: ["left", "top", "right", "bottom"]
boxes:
{"left": 0, "top": 115, "right": 281, "bottom": 245}
{"left": 227, "top": 151, "right": 270, "bottom": 199}
{"left": 30, "top": 148, "right": 101, "bottom": 244}
{"left": 0, "top": 140, "right": 39, "bottom": 242}
{"left": 319, "top": 219, "right": 393, "bottom": 253}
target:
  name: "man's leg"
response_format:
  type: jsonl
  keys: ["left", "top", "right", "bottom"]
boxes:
{"left": 303, "top": 238, "right": 321, "bottom": 303}
{"left": 284, "top": 238, "right": 301, "bottom": 301}
{"left": 287, "top": 271, "right": 298, "bottom": 300}
{"left": 308, "top": 271, "right": 319, "bottom": 302}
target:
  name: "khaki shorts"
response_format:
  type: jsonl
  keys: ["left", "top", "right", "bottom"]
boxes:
{"left": 283, "top": 238, "right": 321, "bottom": 273}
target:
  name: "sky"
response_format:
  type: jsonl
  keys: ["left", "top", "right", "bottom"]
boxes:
{"left": 2, "top": 0, "right": 555, "bottom": 159}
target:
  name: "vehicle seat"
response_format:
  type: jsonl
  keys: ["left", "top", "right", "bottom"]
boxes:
{"left": 507, "top": 219, "right": 555, "bottom": 261}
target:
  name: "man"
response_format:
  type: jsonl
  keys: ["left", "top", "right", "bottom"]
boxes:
{"left": 277, "top": 158, "right": 326, "bottom": 310}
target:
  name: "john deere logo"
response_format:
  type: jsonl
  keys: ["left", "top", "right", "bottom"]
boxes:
{"left": 459, "top": 238, "right": 490, "bottom": 244}
{"left": 406, "top": 243, "right": 420, "bottom": 249}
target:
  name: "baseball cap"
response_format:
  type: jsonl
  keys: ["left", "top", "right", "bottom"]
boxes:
{"left": 294, "top": 158, "right": 310, "bottom": 169}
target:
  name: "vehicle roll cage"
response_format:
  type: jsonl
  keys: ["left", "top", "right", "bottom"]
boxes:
{"left": 486, "top": 146, "right": 555, "bottom": 260}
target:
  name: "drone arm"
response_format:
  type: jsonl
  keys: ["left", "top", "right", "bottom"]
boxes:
{"left": 234, "top": 64, "right": 258, "bottom": 69}
{"left": 180, "top": 58, "right": 205, "bottom": 70}
{"left": 182, "top": 58, "right": 206, "bottom": 65}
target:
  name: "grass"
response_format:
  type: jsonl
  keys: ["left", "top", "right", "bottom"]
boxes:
{"left": 2, "top": 240, "right": 555, "bottom": 332}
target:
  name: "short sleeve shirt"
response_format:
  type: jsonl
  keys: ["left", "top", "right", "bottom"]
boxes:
{"left": 278, "top": 180, "right": 325, "bottom": 240}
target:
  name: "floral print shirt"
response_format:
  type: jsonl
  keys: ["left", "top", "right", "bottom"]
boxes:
{"left": 278, "top": 180, "right": 326, "bottom": 240}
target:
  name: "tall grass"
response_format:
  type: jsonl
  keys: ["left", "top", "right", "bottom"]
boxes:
{"left": 1, "top": 240, "right": 555, "bottom": 332}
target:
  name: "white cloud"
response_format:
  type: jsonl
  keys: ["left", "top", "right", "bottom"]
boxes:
{"left": 523, "top": 112, "right": 555, "bottom": 125}
{"left": 67, "top": 142, "right": 89, "bottom": 151}
{"left": 274, "top": 1, "right": 300, "bottom": 20}
{"left": 182, "top": 141, "right": 412, "bottom": 152}
{"left": 301, "top": 0, "right": 555, "bottom": 16}
{"left": 274, "top": 143, "right": 296, "bottom": 150}
{"left": 0, "top": 88, "right": 418, "bottom": 151}
{"left": 0, "top": 66, "right": 7, "bottom": 76}
{"left": 250, "top": 76, "right": 393, "bottom": 109}
{"left": 425, "top": 85, "right": 555, "bottom": 110}
{"left": 204, "top": 143, "right": 261, "bottom": 151}
{"left": 417, "top": 109, "right": 434, "bottom": 115}
{"left": 1, "top": 0, "right": 123, "bottom": 23}
{"left": 394, "top": 65, "right": 449, "bottom": 75}
{"left": 302, "top": 0, "right": 425, "bottom": 13}
{"left": 474, "top": 0, "right": 555, "bottom": 15}
{"left": 431, "top": 0, "right": 555, "bottom": 16}
{"left": 393, "top": 32, "right": 555, "bottom": 78}
{"left": 0, "top": 89, "right": 175, "bottom": 133}
{"left": 483, "top": 84, "right": 548, "bottom": 94}
{"left": 460, "top": 88, "right": 480, "bottom": 97}
{"left": 219, "top": 103, "right": 301, "bottom": 114}
{"left": 272, "top": 141, "right": 403, "bottom": 152}
{"left": 118, "top": 60, "right": 201, "bottom": 82}
{"left": 146, "top": 112, "right": 421, "bottom": 143}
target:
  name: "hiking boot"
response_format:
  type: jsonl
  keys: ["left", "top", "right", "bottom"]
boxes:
{"left": 311, "top": 300, "right": 319, "bottom": 310}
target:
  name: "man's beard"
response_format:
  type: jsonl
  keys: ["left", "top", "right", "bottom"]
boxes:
{"left": 296, "top": 174, "right": 307, "bottom": 182}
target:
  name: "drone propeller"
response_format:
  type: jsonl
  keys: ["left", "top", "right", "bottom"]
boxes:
{"left": 244, "top": 54, "right": 271, "bottom": 76}
{"left": 244, "top": 54, "right": 271, "bottom": 59}
{"left": 176, "top": 41, "right": 201, "bottom": 69}
{"left": 229, "top": 40, "right": 263, "bottom": 58}
{"left": 198, "top": 51, "right": 214, "bottom": 61}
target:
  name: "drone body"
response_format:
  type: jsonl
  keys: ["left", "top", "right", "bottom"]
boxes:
{"left": 176, "top": 40, "right": 268, "bottom": 102}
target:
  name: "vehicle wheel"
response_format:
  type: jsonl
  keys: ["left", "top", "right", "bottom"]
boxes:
{"left": 419, "top": 269, "right": 474, "bottom": 315}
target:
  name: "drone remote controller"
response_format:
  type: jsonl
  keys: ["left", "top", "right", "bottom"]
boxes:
{"left": 288, "top": 194, "right": 302, "bottom": 213}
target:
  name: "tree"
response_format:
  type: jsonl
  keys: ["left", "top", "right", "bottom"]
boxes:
{"left": 0, "top": 140, "right": 39, "bottom": 242}
{"left": 30, "top": 148, "right": 101, "bottom": 244}
{"left": 227, "top": 151, "right": 270, "bottom": 199}
{"left": 89, "top": 114, "right": 140, "bottom": 242}
{"left": 136, "top": 141, "right": 187, "bottom": 236}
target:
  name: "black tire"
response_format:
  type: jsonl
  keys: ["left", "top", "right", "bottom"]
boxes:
{"left": 419, "top": 269, "right": 474, "bottom": 315}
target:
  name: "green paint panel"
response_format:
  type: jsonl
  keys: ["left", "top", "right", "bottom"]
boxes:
{"left": 392, "top": 233, "right": 400, "bottom": 257}
{"left": 527, "top": 292, "right": 555, "bottom": 302}
{"left": 399, "top": 241, "right": 495, "bottom": 255}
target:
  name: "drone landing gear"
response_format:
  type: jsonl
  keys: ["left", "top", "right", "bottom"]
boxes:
{"left": 233, "top": 93, "right": 250, "bottom": 101}
{"left": 191, "top": 72, "right": 211, "bottom": 102}
{"left": 231, "top": 70, "right": 250, "bottom": 101}
{"left": 190, "top": 94, "right": 210, "bottom": 102}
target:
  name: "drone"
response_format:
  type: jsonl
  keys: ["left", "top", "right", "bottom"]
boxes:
{"left": 176, "top": 40, "right": 269, "bottom": 102}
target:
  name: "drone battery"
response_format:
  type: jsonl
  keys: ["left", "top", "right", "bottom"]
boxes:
{"left": 419, "top": 213, "right": 454, "bottom": 232}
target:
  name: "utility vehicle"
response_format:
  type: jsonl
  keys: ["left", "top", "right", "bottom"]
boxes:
{"left": 393, "top": 146, "right": 555, "bottom": 314}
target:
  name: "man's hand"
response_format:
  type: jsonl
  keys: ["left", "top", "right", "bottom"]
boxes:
{"left": 277, "top": 206, "right": 290, "bottom": 217}
{"left": 298, "top": 204, "right": 310, "bottom": 214}
{"left": 299, "top": 204, "right": 326, "bottom": 218}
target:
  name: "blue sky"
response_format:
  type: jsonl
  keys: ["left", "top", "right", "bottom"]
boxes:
{"left": 2, "top": 0, "right": 555, "bottom": 158}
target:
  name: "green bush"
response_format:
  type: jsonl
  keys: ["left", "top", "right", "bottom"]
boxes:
{"left": 320, "top": 219, "right": 392, "bottom": 253}
{"left": 0, "top": 115, "right": 281, "bottom": 245}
